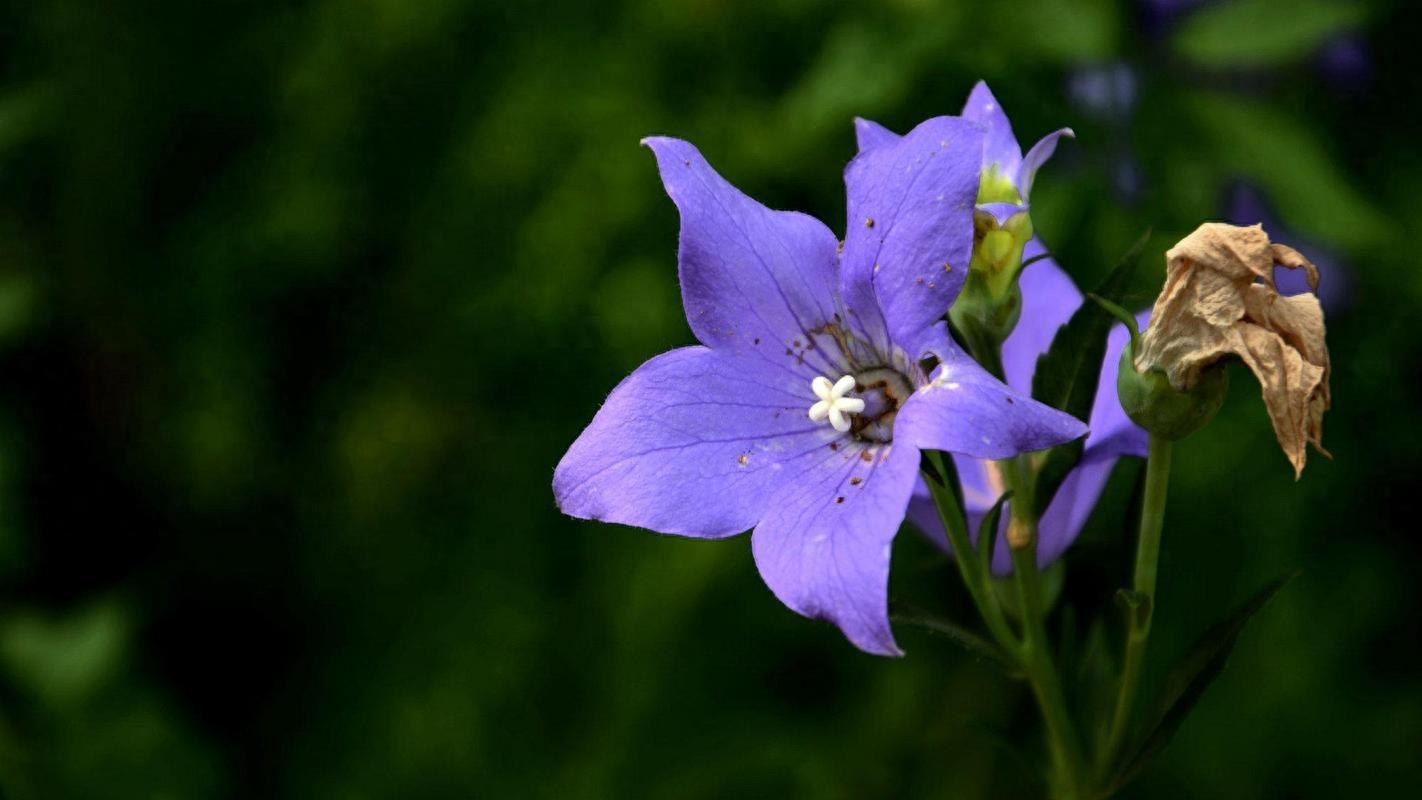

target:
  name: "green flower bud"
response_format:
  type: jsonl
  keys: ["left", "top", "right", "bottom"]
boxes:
{"left": 949, "top": 208, "right": 1034, "bottom": 354}
{"left": 1116, "top": 338, "right": 1228, "bottom": 441}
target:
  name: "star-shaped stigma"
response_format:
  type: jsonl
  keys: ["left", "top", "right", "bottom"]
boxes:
{"left": 808, "top": 375, "right": 865, "bottom": 433}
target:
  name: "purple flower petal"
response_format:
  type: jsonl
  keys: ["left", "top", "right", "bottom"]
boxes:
{"left": 896, "top": 340, "right": 1088, "bottom": 460}
{"left": 961, "top": 81, "right": 1023, "bottom": 182}
{"left": 555, "top": 347, "right": 838, "bottom": 538}
{"left": 853, "top": 117, "right": 901, "bottom": 152}
{"left": 642, "top": 137, "right": 846, "bottom": 376}
{"left": 904, "top": 261, "right": 1147, "bottom": 572}
{"left": 1002, "top": 252, "right": 1084, "bottom": 394}
{"left": 1018, "top": 128, "right": 1074, "bottom": 201}
{"left": 840, "top": 116, "right": 985, "bottom": 354}
{"left": 906, "top": 449, "right": 1119, "bottom": 575}
{"left": 752, "top": 439, "right": 921, "bottom": 656}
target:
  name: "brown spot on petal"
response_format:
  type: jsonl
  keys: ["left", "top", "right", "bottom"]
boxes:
{"left": 737, "top": 454, "right": 749, "bottom": 467}
{"left": 850, "top": 477, "right": 862, "bottom": 486}
{"left": 829, "top": 442, "right": 839, "bottom": 451}
{"left": 865, "top": 217, "right": 875, "bottom": 228}
{"left": 943, "top": 261, "right": 954, "bottom": 272}
{"left": 860, "top": 450, "right": 873, "bottom": 463}
{"left": 835, "top": 496, "right": 845, "bottom": 504}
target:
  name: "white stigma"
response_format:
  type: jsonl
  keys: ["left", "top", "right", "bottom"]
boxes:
{"left": 808, "top": 374, "right": 865, "bottom": 434}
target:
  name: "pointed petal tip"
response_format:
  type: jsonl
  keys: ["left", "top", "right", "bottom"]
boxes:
{"left": 966, "top": 79, "right": 998, "bottom": 105}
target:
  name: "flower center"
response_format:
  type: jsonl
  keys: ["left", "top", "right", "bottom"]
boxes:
{"left": 806, "top": 368, "right": 912, "bottom": 443}
{"left": 807, "top": 375, "right": 865, "bottom": 433}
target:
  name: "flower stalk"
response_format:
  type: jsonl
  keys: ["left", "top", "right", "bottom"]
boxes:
{"left": 922, "top": 451, "right": 1019, "bottom": 653}
{"left": 1101, "top": 432, "right": 1172, "bottom": 775}
{"left": 944, "top": 315, "right": 1091, "bottom": 798}
{"left": 1004, "top": 457, "right": 1088, "bottom": 800}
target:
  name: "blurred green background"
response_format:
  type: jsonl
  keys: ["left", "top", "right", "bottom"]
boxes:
{"left": 0, "top": 0, "right": 1418, "bottom": 797}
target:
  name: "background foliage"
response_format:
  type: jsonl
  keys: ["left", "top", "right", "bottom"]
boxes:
{"left": 0, "top": 0, "right": 1418, "bottom": 797}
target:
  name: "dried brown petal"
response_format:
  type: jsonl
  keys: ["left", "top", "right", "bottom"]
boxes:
{"left": 1136, "top": 223, "right": 1331, "bottom": 477}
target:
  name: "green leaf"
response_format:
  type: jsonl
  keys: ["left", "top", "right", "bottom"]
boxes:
{"left": 1030, "top": 230, "right": 1151, "bottom": 512}
{"left": 891, "top": 606, "right": 1020, "bottom": 675}
{"left": 1073, "top": 617, "right": 1120, "bottom": 753}
{"left": 1109, "top": 572, "right": 1299, "bottom": 788}
{"left": 1173, "top": 0, "right": 1364, "bottom": 68}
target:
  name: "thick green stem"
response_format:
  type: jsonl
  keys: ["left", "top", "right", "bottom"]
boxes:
{"left": 1101, "top": 433, "right": 1173, "bottom": 775}
{"left": 1004, "top": 459, "right": 1087, "bottom": 800}
{"left": 955, "top": 318, "right": 1086, "bottom": 797}
{"left": 922, "top": 452, "right": 1019, "bottom": 653}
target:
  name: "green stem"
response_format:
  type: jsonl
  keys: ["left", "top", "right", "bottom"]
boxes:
{"left": 955, "top": 319, "right": 1085, "bottom": 797}
{"left": 1100, "top": 433, "right": 1173, "bottom": 775}
{"left": 1004, "top": 459, "right": 1087, "bottom": 800}
{"left": 922, "top": 452, "right": 1019, "bottom": 653}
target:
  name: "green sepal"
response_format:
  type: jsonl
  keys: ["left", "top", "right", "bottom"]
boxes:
{"left": 1116, "top": 341, "right": 1229, "bottom": 441}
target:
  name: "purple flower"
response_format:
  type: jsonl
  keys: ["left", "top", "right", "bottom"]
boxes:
{"left": 856, "top": 82, "right": 1146, "bottom": 573}
{"left": 856, "top": 82, "right": 1073, "bottom": 210}
{"left": 554, "top": 117, "right": 1087, "bottom": 655}
{"left": 907, "top": 260, "right": 1149, "bottom": 573}
{"left": 1315, "top": 35, "right": 1371, "bottom": 90}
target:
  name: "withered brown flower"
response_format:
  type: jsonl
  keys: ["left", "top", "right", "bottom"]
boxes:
{"left": 1135, "top": 223, "right": 1331, "bottom": 477}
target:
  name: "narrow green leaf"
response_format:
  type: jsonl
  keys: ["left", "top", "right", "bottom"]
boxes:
{"left": 1110, "top": 572, "right": 1299, "bottom": 788}
{"left": 1031, "top": 230, "right": 1152, "bottom": 512}
{"left": 1073, "top": 617, "right": 1120, "bottom": 753}
{"left": 891, "top": 606, "right": 1020, "bottom": 675}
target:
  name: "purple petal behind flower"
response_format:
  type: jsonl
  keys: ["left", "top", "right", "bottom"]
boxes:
{"left": 642, "top": 137, "right": 845, "bottom": 374}
{"left": 554, "top": 347, "right": 835, "bottom": 538}
{"left": 751, "top": 438, "right": 920, "bottom": 657}
{"left": 961, "top": 81, "right": 1023, "bottom": 182}
{"left": 841, "top": 116, "right": 985, "bottom": 355}
{"left": 1018, "top": 128, "right": 1074, "bottom": 201}
{"left": 905, "top": 260, "right": 1147, "bottom": 573}
{"left": 1001, "top": 251, "right": 1083, "bottom": 395}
